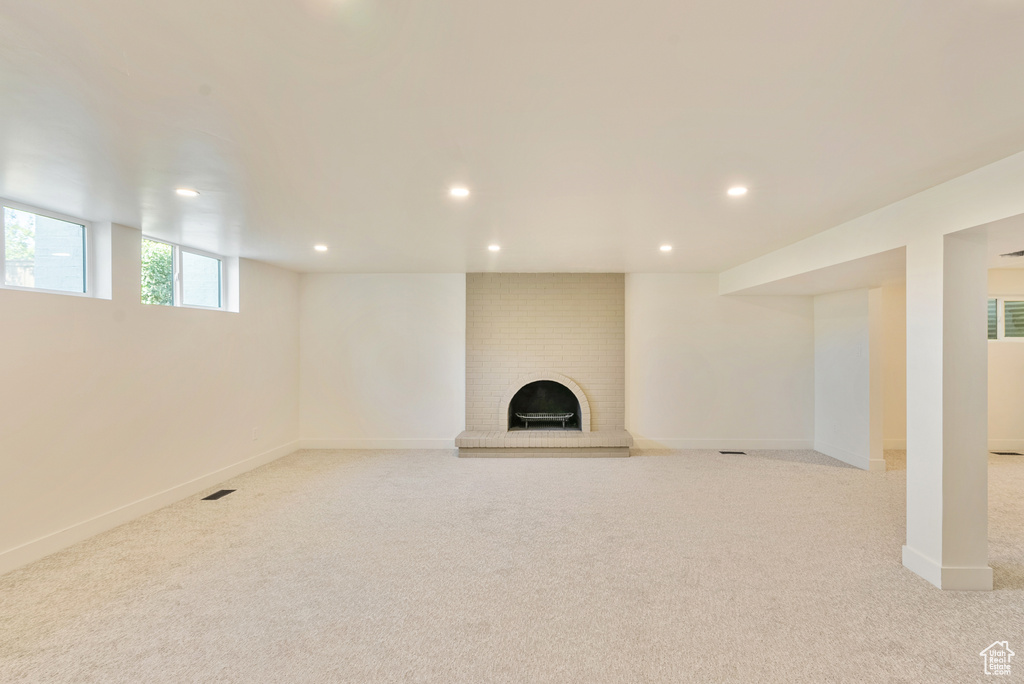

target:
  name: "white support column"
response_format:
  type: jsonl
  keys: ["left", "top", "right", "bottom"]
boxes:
{"left": 902, "top": 232, "right": 992, "bottom": 590}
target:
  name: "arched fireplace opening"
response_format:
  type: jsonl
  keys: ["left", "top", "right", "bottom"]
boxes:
{"left": 507, "top": 380, "right": 582, "bottom": 431}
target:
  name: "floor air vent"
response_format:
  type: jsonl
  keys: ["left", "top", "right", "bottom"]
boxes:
{"left": 202, "top": 489, "right": 236, "bottom": 500}
{"left": 991, "top": 452, "right": 1022, "bottom": 456}
{"left": 720, "top": 450, "right": 746, "bottom": 455}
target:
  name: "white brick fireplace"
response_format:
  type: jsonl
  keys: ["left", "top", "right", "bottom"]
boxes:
{"left": 455, "top": 273, "right": 633, "bottom": 457}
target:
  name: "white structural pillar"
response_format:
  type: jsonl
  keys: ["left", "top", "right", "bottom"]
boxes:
{"left": 902, "top": 232, "right": 992, "bottom": 590}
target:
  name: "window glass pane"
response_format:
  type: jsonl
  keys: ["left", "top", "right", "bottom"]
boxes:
{"left": 181, "top": 251, "right": 221, "bottom": 308}
{"left": 4, "top": 206, "right": 85, "bottom": 292}
{"left": 141, "top": 238, "right": 174, "bottom": 306}
{"left": 989, "top": 299, "right": 999, "bottom": 340}
{"left": 1004, "top": 301, "right": 1024, "bottom": 338}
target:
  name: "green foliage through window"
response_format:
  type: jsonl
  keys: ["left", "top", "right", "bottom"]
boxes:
{"left": 4, "top": 207, "right": 35, "bottom": 261}
{"left": 4, "top": 206, "right": 85, "bottom": 292}
{"left": 141, "top": 238, "right": 174, "bottom": 305}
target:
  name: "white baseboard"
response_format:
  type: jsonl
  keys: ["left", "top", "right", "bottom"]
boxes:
{"left": 300, "top": 438, "right": 456, "bottom": 450}
{"left": 305, "top": 437, "right": 820, "bottom": 451}
{"left": 630, "top": 438, "right": 814, "bottom": 450}
{"left": 0, "top": 440, "right": 299, "bottom": 578}
{"left": 902, "top": 545, "right": 992, "bottom": 591}
{"left": 902, "top": 545, "right": 941, "bottom": 587}
{"left": 814, "top": 441, "right": 871, "bottom": 470}
{"left": 887, "top": 439, "right": 1023, "bottom": 453}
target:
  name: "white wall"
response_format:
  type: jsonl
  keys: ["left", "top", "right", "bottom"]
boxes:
{"left": 0, "top": 224, "right": 300, "bottom": 575}
{"left": 988, "top": 269, "right": 1024, "bottom": 451}
{"left": 881, "top": 283, "right": 907, "bottom": 448}
{"left": 814, "top": 290, "right": 868, "bottom": 464}
{"left": 813, "top": 289, "right": 885, "bottom": 470}
{"left": 625, "top": 273, "right": 814, "bottom": 449}
{"left": 881, "top": 270, "right": 1024, "bottom": 451}
{"left": 299, "top": 274, "right": 465, "bottom": 448}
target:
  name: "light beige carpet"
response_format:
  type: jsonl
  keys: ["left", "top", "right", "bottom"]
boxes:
{"left": 1, "top": 449, "right": 1022, "bottom": 683}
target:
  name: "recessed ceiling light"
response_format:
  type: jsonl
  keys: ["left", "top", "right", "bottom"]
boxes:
{"left": 314, "top": 244, "right": 328, "bottom": 252}
{"left": 449, "top": 186, "right": 470, "bottom": 198}
{"left": 175, "top": 188, "right": 200, "bottom": 197}
{"left": 727, "top": 186, "right": 748, "bottom": 197}
{"left": 660, "top": 245, "right": 672, "bottom": 252}
{"left": 488, "top": 244, "right": 501, "bottom": 252}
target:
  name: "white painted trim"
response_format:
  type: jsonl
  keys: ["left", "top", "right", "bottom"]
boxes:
{"left": 987, "top": 439, "right": 1024, "bottom": 452}
{"left": 300, "top": 438, "right": 456, "bottom": 450}
{"left": 939, "top": 566, "right": 994, "bottom": 591}
{"left": 883, "top": 439, "right": 907, "bottom": 450}
{"left": 814, "top": 440, "right": 871, "bottom": 470}
{"left": 0, "top": 440, "right": 299, "bottom": 578}
{"left": 902, "top": 545, "right": 942, "bottom": 588}
{"left": 142, "top": 235, "right": 231, "bottom": 312}
{"left": 631, "top": 438, "right": 814, "bottom": 450}
{"left": 0, "top": 197, "right": 94, "bottom": 298}
{"left": 902, "top": 545, "right": 993, "bottom": 590}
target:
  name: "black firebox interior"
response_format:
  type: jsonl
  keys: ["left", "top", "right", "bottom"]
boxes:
{"left": 507, "top": 380, "right": 582, "bottom": 431}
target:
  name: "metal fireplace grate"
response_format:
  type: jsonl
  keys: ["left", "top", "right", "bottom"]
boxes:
{"left": 514, "top": 412, "right": 575, "bottom": 429}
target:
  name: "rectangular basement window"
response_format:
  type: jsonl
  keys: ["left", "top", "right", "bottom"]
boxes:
{"left": 1, "top": 203, "right": 88, "bottom": 296}
{"left": 142, "top": 237, "right": 225, "bottom": 310}
{"left": 987, "top": 297, "right": 1024, "bottom": 341}
{"left": 181, "top": 249, "right": 222, "bottom": 308}
{"left": 1003, "top": 300, "right": 1024, "bottom": 338}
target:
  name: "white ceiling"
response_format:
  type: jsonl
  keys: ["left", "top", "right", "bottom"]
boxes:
{"left": 3, "top": 0, "right": 1024, "bottom": 273}
{"left": 985, "top": 213, "right": 1024, "bottom": 267}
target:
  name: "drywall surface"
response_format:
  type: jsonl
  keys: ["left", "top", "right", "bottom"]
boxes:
{"left": 988, "top": 269, "right": 1024, "bottom": 450}
{"left": 813, "top": 289, "right": 876, "bottom": 468}
{"left": 881, "top": 271, "right": 1024, "bottom": 451}
{"left": 625, "top": 273, "right": 814, "bottom": 449}
{"left": 881, "top": 283, "right": 908, "bottom": 448}
{"left": 0, "top": 224, "right": 300, "bottom": 574}
{"left": 299, "top": 273, "right": 465, "bottom": 448}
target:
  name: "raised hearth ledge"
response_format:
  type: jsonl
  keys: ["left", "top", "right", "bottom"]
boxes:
{"left": 458, "top": 447, "right": 628, "bottom": 458}
{"left": 455, "top": 429, "right": 633, "bottom": 457}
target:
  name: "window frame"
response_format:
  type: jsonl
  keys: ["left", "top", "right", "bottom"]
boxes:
{"left": 0, "top": 198, "right": 93, "bottom": 298}
{"left": 141, "top": 235, "right": 226, "bottom": 311}
{"left": 178, "top": 245, "right": 224, "bottom": 310}
{"left": 988, "top": 296, "right": 1024, "bottom": 342}
{"left": 141, "top": 235, "right": 178, "bottom": 306}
